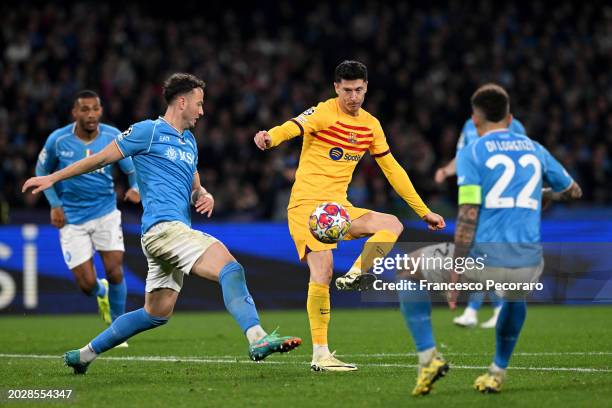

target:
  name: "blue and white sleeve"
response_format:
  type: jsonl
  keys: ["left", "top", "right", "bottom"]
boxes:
{"left": 35, "top": 134, "right": 62, "bottom": 207}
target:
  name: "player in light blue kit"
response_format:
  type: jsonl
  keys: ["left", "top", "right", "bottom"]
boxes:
{"left": 36, "top": 90, "right": 140, "bottom": 329}
{"left": 398, "top": 84, "right": 582, "bottom": 395}
{"left": 24, "top": 73, "right": 301, "bottom": 374}
{"left": 435, "top": 110, "right": 527, "bottom": 329}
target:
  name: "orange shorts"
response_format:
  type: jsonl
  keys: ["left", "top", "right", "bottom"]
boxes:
{"left": 287, "top": 201, "right": 372, "bottom": 261}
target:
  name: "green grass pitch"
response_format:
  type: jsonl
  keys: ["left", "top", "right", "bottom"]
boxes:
{"left": 1, "top": 306, "right": 611, "bottom": 407}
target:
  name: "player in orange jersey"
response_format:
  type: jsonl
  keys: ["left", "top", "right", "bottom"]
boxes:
{"left": 254, "top": 61, "right": 445, "bottom": 371}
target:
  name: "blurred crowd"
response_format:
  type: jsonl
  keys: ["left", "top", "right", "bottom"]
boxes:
{"left": 1, "top": 1, "right": 610, "bottom": 223}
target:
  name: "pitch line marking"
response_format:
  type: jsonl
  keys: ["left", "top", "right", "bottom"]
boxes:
{"left": 337, "top": 351, "right": 612, "bottom": 357}
{"left": 0, "top": 353, "right": 610, "bottom": 373}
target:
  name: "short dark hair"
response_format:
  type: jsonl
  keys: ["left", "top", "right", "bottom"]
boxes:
{"left": 163, "top": 73, "right": 206, "bottom": 103}
{"left": 334, "top": 60, "right": 368, "bottom": 83}
{"left": 471, "top": 84, "right": 510, "bottom": 122}
{"left": 74, "top": 90, "right": 99, "bottom": 104}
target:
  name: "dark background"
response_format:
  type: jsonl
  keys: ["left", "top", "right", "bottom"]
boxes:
{"left": 1, "top": 1, "right": 610, "bottom": 225}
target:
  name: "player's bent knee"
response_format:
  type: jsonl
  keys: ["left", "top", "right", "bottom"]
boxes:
{"left": 388, "top": 215, "right": 404, "bottom": 235}
{"left": 105, "top": 266, "right": 124, "bottom": 283}
{"left": 145, "top": 304, "right": 175, "bottom": 319}
{"left": 192, "top": 242, "right": 237, "bottom": 280}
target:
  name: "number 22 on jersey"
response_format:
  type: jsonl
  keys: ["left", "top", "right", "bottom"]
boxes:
{"left": 485, "top": 153, "right": 541, "bottom": 210}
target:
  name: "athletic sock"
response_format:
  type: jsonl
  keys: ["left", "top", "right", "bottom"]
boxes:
{"left": 467, "top": 291, "right": 485, "bottom": 310}
{"left": 494, "top": 300, "right": 527, "bottom": 369}
{"left": 399, "top": 284, "right": 436, "bottom": 354}
{"left": 218, "top": 262, "right": 261, "bottom": 334}
{"left": 245, "top": 325, "right": 267, "bottom": 344}
{"left": 109, "top": 280, "right": 127, "bottom": 321}
{"left": 350, "top": 230, "right": 399, "bottom": 273}
{"left": 313, "top": 344, "right": 331, "bottom": 361}
{"left": 87, "top": 279, "right": 107, "bottom": 298}
{"left": 489, "top": 290, "right": 503, "bottom": 309}
{"left": 307, "top": 282, "right": 330, "bottom": 347}
{"left": 89, "top": 308, "right": 167, "bottom": 355}
{"left": 79, "top": 343, "right": 97, "bottom": 363}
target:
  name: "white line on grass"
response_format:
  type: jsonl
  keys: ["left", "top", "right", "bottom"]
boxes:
{"left": 1, "top": 353, "right": 610, "bottom": 373}
{"left": 337, "top": 352, "right": 612, "bottom": 358}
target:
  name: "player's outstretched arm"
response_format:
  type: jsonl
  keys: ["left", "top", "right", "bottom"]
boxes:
{"left": 434, "top": 157, "right": 457, "bottom": 184}
{"left": 374, "top": 153, "right": 445, "bottom": 230}
{"left": 254, "top": 115, "right": 307, "bottom": 151}
{"left": 23, "top": 142, "right": 124, "bottom": 195}
{"left": 191, "top": 172, "right": 214, "bottom": 218}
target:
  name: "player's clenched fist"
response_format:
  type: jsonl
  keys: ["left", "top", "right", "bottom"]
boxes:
{"left": 254, "top": 130, "right": 272, "bottom": 150}
{"left": 423, "top": 212, "right": 446, "bottom": 231}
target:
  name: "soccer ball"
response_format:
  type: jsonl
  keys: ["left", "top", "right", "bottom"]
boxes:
{"left": 309, "top": 202, "right": 351, "bottom": 243}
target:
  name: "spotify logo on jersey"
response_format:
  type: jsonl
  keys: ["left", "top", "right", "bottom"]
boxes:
{"left": 329, "top": 147, "right": 344, "bottom": 161}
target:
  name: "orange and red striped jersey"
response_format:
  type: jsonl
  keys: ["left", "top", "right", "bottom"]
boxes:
{"left": 268, "top": 98, "right": 391, "bottom": 208}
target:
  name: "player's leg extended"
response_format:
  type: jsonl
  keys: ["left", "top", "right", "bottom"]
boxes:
{"left": 99, "top": 251, "right": 127, "bottom": 322}
{"left": 306, "top": 249, "right": 357, "bottom": 371}
{"left": 335, "top": 211, "right": 403, "bottom": 291}
{"left": 399, "top": 280, "right": 448, "bottom": 395}
{"left": 474, "top": 262, "right": 542, "bottom": 393}
{"left": 60, "top": 223, "right": 111, "bottom": 323}
{"left": 453, "top": 291, "right": 483, "bottom": 328}
{"left": 480, "top": 291, "right": 503, "bottom": 329}
{"left": 93, "top": 210, "right": 128, "bottom": 322}
{"left": 71, "top": 260, "right": 111, "bottom": 325}
{"left": 494, "top": 300, "right": 526, "bottom": 371}
{"left": 474, "top": 299, "right": 526, "bottom": 393}
{"left": 64, "top": 289, "right": 173, "bottom": 374}
{"left": 398, "top": 244, "right": 451, "bottom": 396}
{"left": 190, "top": 241, "right": 301, "bottom": 361}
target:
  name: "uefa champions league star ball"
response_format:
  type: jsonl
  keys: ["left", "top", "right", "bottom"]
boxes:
{"left": 309, "top": 202, "right": 351, "bottom": 243}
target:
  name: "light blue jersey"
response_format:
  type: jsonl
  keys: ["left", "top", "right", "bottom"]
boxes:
{"left": 456, "top": 129, "right": 573, "bottom": 267}
{"left": 114, "top": 117, "right": 198, "bottom": 234}
{"left": 456, "top": 118, "right": 526, "bottom": 153}
{"left": 37, "top": 123, "right": 136, "bottom": 225}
